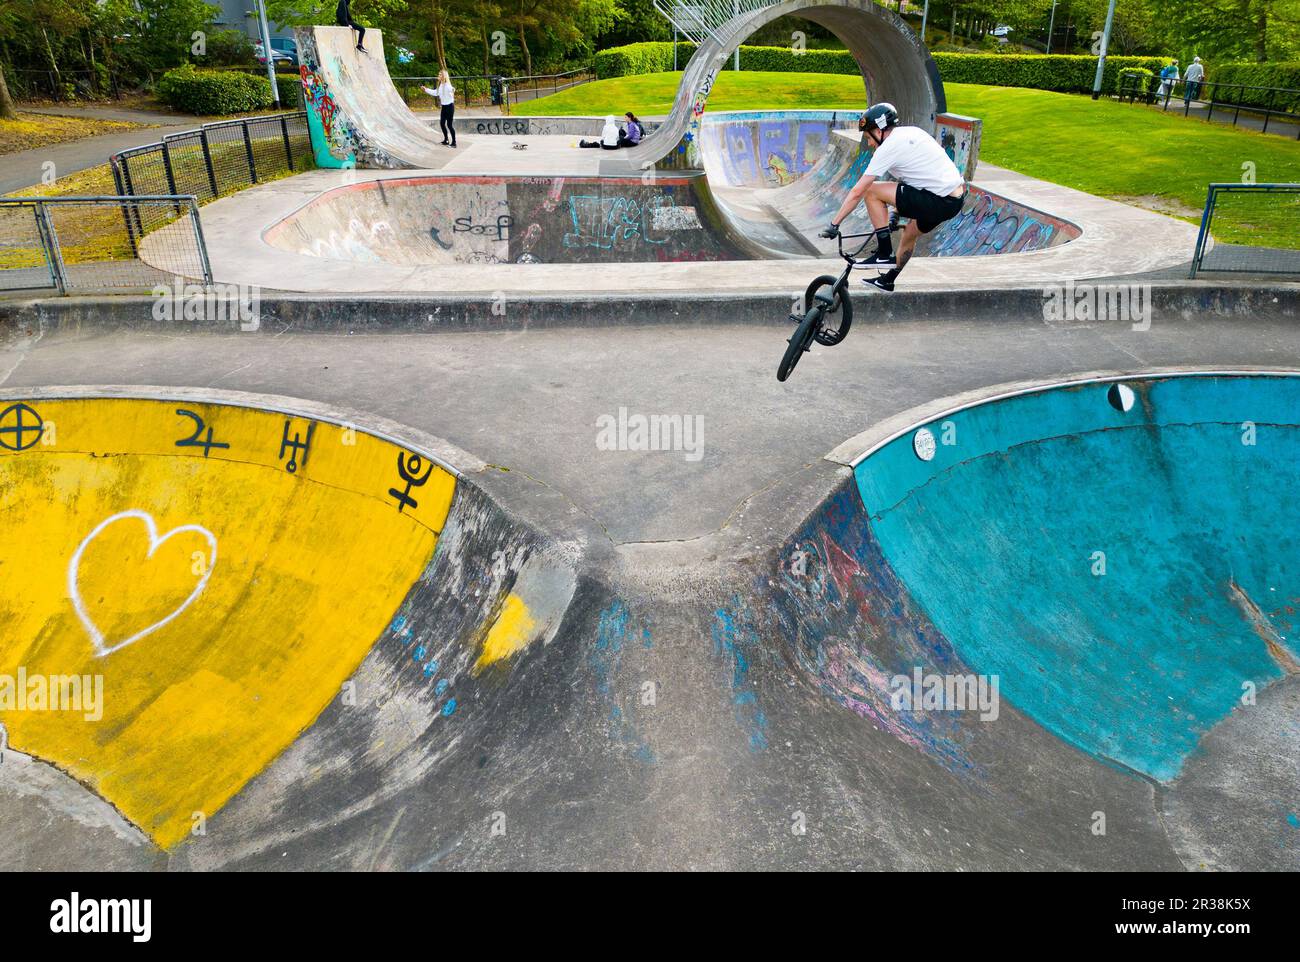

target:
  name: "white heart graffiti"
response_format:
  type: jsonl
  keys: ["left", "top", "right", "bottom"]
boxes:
{"left": 68, "top": 510, "right": 218, "bottom": 658}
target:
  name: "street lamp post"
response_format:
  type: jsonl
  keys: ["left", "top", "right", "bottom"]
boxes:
{"left": 1091, "top": 0, "right": 1117, "bottom": 100}
{"left": 254, "top": 0, "right": 279, "bottom": 107}
{"left": 1046, "top": 0, "right": 1058, "bottom": 55}
{"left": 734, "top": 0, "right": 740, "bottom": 71}
{"left": 921, "top": 0, "right": 930, "bottom": 44}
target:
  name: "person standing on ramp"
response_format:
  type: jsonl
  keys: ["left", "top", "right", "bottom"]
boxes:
{"left": 336, "top": 0, "right": 366, "bottom": 52}
{"left": 819, "top": 103, "right": 967, "bottom": 293}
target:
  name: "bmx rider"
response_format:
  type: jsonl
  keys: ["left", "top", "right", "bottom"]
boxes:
{"left": 819, "top": 103, "right": 967, "bottom": 293}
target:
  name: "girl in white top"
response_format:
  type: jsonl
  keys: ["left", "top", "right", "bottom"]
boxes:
{"left": 420, "top": 70, "right": 457, "bottom": 147}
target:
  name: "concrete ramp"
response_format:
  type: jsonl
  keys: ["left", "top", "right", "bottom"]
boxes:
{"left": 296, "top": 26, "right": 449, "bottom": 169}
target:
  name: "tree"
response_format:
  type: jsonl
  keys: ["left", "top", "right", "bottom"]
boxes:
{"left": 1160, "top": 0, "right": 1300, "bottom": 61}
{"left": 505, "top": 0, "right": 616, "bottom": 75}
{"left": 0, "top": 60, "right": 17, "bottom": 117}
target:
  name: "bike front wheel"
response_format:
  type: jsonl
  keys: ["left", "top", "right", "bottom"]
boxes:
{"left": 804, "top": 274, "right": 853, "bottom": 347}
{"left": 778, "top": 305, "right": 823, "bottom": 382}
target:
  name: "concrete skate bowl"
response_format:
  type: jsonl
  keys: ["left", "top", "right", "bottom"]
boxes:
{"left": 697, "top": 111, "right": 1080, "bottom": 257}
{"left": 0, "top": 392, "right": 576, "bottom": 867}
{"left": 758, "top": 371, "right": 1300, "bottom": 869}
{"left": 263, "top": 164, "right": 1080, "bottom": 266}
{"left": 263, "top": 173, "right": 759, "bottom": 265}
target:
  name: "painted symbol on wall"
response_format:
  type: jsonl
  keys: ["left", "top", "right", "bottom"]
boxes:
{"left": 175, "top": 409, "right": 231, "bottom": 458}
{"left": 279, "top": 419, "right": 316, "bottom": 474}
{"left": 0, "top": 403, "right": 43, "bottom": 452}
{"left": 389, "top": 451, "right": 434, "bottom": 514}
{"left": 68, "top": 510, "right": 218, "bottom": 658}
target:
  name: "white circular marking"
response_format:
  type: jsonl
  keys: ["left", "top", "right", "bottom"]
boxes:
{"left": 913, "top": 427, "right": 937, "bottom": 461}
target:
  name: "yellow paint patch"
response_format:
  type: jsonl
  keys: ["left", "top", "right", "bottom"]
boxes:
{"left": 474, "top": 594, "right": 537, "bottom": 670}
{"left": 0, "top": 398, "right": 456, "bottom": 849}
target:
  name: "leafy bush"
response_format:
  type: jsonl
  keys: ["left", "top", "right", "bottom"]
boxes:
{"left": 594, "top": 42, "right": 1169, "bottom": 94}
{"left": 157, "top": 65, "right": 275, "bottom": 115}
{"left": 201, "top": 29, "right": 254, "bottom": 67}
{"left": 1119, "top": 67, "right": 1154, "bottom": 96}
{"left": 1205, "top": 62, "right": 1300, "bottom": 111}
{"left": 275, "top": 72, "right": 303, "bottom": 109}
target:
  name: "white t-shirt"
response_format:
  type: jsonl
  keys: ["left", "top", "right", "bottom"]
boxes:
{"left": 864, "top": 126, "right": 965, "bottom": 196}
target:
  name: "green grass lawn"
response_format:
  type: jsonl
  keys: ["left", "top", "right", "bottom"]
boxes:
{"left": 518, "top": 72, "right": 1300, "bottom": 247}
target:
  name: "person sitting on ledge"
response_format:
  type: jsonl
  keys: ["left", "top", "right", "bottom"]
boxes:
{"left": 579, "top": 116, "right": 623, "bottom": 150}
{"left": 618, "top": 112, "right": 644, "bottom": 148}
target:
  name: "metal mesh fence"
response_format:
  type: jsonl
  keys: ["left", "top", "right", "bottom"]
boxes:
{"left": 1191, "top": 184, "right": 1300, "bottom": 277}
{"left": 0, "top": 197, "right": 211, "bottom": 294}
{"left": 112, "top": 113, "right": 312, "bottom": 233}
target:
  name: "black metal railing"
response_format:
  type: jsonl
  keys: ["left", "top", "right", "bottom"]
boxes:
{"left": 1190, "top": 183, "right": 1300, "bottom": 278}
{"left": 110, "top": 112, "right": 312, "bottom": 233}
{"left": 1118, "top": 74, "right": 1300, "bottom": 139}
{"left": 0, "top": 196, "right": 212, "bottom": 294}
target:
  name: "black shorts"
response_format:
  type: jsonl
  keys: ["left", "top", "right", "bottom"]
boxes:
{"left": 896, "top": 181, "right": 966, "bottom": 233}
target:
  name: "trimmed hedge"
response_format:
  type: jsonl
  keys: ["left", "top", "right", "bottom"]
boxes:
{"left": 1204, "top": 62, "right": 1300, "bottom": 111}
{"left": 931, "top": 53, "right": 1166, "bottom": 94}
{"left": 595, "top": 41, "right": 1170, "bottom": 94}
{"left": 157, "top": 65, "right": 275, "bottom": 115}
{"left": 275, "top": 72, "right": 303, "bottom": 109}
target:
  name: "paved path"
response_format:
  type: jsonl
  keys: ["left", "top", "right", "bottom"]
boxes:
{"left": 1131, "top": 95, "right": 1300, "bottom": 139}
{"left": 21, "top": 104, "right": 202, "bottom": 125}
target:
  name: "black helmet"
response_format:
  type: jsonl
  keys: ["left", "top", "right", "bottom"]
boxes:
{"left": 859, "top": 102, "right": 900, "bottom": 133}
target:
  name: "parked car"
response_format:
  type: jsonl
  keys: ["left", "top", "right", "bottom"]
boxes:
{"left": 270, "top": 38, "right": 299, "bottom": 66}
{"left": 991, "top": 24, "right": 1013, "bottom": 37}
{"left": 254, "top": 42, "right": 294, "bottom": 66}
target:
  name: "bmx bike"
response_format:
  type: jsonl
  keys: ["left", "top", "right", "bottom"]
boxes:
{"left": 776, "top": 219, "right": 899, "bottom": 383}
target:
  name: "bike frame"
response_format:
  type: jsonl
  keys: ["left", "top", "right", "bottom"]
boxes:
{"left": 811, "top": 230, "right": 888, "bottom": 309}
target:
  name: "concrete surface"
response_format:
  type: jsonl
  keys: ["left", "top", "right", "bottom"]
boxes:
{"left": 183, "top": 157, "right": 1196, "bottom": 293}
{"left": 1, "top": 312, "right": 1299, "bottom": 870}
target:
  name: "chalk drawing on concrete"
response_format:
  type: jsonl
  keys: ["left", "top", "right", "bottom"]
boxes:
{"left": 69, "top": 510, "right": 218, "bottom": 658}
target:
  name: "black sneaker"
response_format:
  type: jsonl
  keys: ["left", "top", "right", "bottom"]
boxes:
{"left": 862, "top": 276, "right": 895, "bottom": 293}
{"left": 859, "top": 251, "right": 896, "bottom": 269}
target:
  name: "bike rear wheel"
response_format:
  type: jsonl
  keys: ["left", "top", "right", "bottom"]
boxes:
{"left": 778, "top": 305, "right": 823, "bottom": 382}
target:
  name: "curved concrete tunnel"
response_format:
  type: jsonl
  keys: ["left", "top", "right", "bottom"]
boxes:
{"left": 622, "top": 0, "right": 946, "bottom": 173}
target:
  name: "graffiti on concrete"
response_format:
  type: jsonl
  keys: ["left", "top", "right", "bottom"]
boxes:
{"left": 706, "top": 120, "right": 835, "bottom": 188}
{"left": 935, "top": 113, "right": 982, "bottom": 182}
{"left": 268, "top": 175, "right": 744, "bottom": 266}
{"left": 746, "top": 482, "right": 982, "bottom": 776}
{"left": 926, "top": 188, "right": 1080, "bottom": 257}
{"left": 299, "top": 55, "right": 358, "bottom": 169}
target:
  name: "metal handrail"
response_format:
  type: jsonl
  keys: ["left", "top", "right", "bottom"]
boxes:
{"left": 652, "top": 0, "right": 785, "bottom": 45}
{"left": 0, "top": 195, "right": 213, "bottom": 293}
{"left": 1190, "top": 182, "right": 1300, "bottom": 278}
{"left": 111, "top": 112, "right": 308, "bottom": 164}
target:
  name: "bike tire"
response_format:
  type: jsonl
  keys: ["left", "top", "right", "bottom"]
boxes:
{"left": 806, "top": 276, "right": 854, "bottom": 347}
{"left": 778, "top": 305, "right": 822, "bottom": 382}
